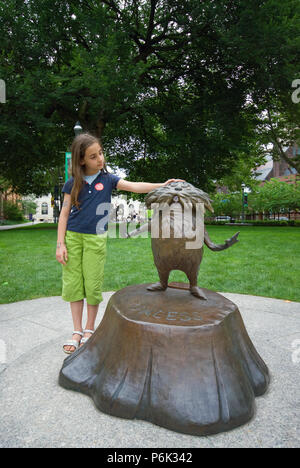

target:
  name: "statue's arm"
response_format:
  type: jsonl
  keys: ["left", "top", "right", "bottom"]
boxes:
{"left": 204, "top": 228, "right": 239, "bottom": 251}
{"left": 127, "top": 221, "right": 151, "bottom": 238}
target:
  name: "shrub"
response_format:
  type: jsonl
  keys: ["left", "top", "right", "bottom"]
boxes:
{"left": 205, "top": 220, "right": 226, "bottom": 225}
{"left": 246, "top": 219, "right": 297, "bottom": 227}
{"left": 3, "top": 200, "right": 24, "bottom": 221}
{"left": 204, "top": 219, "right": 300, "bottom": 227}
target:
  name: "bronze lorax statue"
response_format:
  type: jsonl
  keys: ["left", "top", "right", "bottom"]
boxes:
{"left": 128, "top": 181, "right": 239, "bottom": 300}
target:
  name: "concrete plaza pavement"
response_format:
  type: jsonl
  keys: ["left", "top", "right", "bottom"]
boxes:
{"left": 0, "top": 291, "right": 299, "bottom": 448}
{"left": 0, "top": 221, "right": 38, "bottom": 230}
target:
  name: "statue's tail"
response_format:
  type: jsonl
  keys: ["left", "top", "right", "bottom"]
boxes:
{"left": 204, "top": 228, "right": 240, "bottom": 251}
{"left": 127, "top": 221, "right": 151, "bottom": 238}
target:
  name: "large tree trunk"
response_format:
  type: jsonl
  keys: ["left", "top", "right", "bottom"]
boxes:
{"left": 59, "top": 284, "right": 270, "bottom": 436}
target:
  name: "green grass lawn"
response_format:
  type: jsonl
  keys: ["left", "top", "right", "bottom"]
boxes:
{"left": 0, "top": 223, "right": 299, "bottom": 303}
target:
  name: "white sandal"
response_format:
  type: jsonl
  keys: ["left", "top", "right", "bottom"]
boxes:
{"left": 80, "top": 329, "right": 94, "bottom": 346}
{"left": 63, "top": 331, "right": 84, "bottom": 354}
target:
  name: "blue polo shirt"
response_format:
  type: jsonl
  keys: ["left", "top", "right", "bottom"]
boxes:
{"left": 62, "top": 171, "right": 121, "bottom": 234}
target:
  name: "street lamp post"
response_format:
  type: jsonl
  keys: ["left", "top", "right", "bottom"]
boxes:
{"left": 241, "top": 183, "right": 245, "bottom": 222}
{"left": 74, "top": 121, "right": 83, "bottom": 136}
{"left": 64, "top": 122, "right": 83, "bottom": 183}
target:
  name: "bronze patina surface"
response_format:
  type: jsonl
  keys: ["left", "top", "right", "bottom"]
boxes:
{"left": 129, "top": 181, "right": 239, "bottom": 300}
{"left": 59, "top": 182, "right": 270, "bottom": 436}
{"left": 59, "top": 284, "right": 270, "bottom": 436}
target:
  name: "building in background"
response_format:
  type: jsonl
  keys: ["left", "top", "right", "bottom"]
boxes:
{"left": 25, "top": 193, "right": 144, "bottom": 224}
{"left": 34, "top": 194, "right": 54, "bottom": 222}
{"left": 0, "top": 187, "right": 22, "bottom": 220}
{"left": 255, "top": 143, "right": 299, "bottom": 185}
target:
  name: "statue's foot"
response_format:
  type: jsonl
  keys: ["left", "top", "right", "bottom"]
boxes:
{"left": 147, "top": 282, "right": 167, "bottom": 291}
{"left": 190, "top": 286, "right": 207, "bottom": 300}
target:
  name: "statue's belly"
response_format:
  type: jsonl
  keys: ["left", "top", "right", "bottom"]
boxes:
{"left": 151, "top": 237, "right": 203, "bottom": 271}
{"left": 151, "top": 203, "right": 205, "bottom": 253}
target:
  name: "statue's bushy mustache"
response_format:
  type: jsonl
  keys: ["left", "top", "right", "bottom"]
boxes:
{"left": 145, "top": 184, "right": 214, "bottom": 213}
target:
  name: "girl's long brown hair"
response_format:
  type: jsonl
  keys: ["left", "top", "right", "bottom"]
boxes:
{"left": 70, "top": 133, "right": 108, "bottom": 209}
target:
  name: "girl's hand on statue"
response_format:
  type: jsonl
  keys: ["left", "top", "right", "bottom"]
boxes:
{"left": 56, "top": 244, "right": 68, "bottom": 265}
{"left": 163, "top": 178, "right": 185, "bottom": 186}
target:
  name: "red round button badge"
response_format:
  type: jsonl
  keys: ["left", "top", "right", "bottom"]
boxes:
{"left": 95, "top": 183, "right": 104, "bottom": 191}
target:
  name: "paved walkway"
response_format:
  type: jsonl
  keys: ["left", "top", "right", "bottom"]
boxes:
{"left": 0, "top": 221, "right": 38, "bottom": 230}
{"left": 0, "top": 292, "right": 299, "bottom": 448}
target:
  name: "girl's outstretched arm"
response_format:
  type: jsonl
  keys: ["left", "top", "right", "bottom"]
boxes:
{"left": 116, "top": 178, "right": 185, "bottom": 193}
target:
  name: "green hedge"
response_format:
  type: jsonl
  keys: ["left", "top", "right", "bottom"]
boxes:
{"left": 3, "top": 200, "right": 24, "bottom": 221}
{"left": 205, "top": 220, "right": 227, "bottom": 225}
{"left": 205, "top": 219, "right": 300, "bottom": 227}
{"left": 240, "top": 219, "right": 300, "bottom": 227}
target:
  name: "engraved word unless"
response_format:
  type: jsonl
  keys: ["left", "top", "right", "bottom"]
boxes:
{"left": 138, "top": 309, "right": 203, "bottom": 322}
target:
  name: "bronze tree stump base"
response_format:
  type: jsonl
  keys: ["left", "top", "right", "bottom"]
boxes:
{"left": 59, "top": 284, "right": 270, "bottom": 436}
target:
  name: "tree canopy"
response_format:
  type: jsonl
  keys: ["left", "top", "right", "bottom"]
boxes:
{"left": 0, "top": 0, "right": 299, "bottom": 195}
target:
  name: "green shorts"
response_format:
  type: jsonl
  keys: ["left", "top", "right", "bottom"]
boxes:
{"left": 62, "top": 230, "right": 108, "bottom": 305}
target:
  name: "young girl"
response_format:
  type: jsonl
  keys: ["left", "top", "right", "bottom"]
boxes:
{"left": 56, "top": 132, "right": 184, "bottom": 353}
